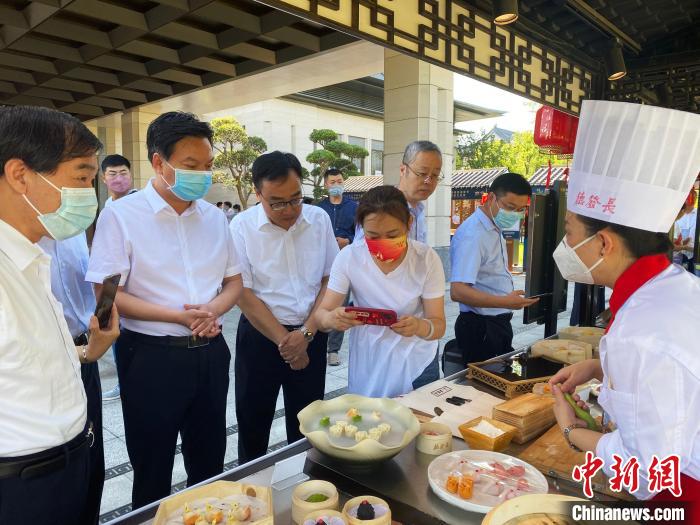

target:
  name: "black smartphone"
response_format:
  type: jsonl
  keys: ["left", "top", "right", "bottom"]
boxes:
{"left": 94, "top": 273, "right": 121, "bottom": 329}
{"left": 526, "top": 292, "right": 552, "bottom": 300}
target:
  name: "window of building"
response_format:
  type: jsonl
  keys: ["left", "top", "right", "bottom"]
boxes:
{"left": 371, "top": 139, "right": 384, "bottom": 175}
{"left": 348, "top": 135, "right": 366, "bottom": 173}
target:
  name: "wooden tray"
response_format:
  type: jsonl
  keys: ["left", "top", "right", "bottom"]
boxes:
{"left": 466, "top": 361, "right": 558, "bottom": 399}
{"left": 518, "top": 424, "right": 633, "bottom": 500}
{"left": 492, "top": 393, "right": 556, "bottom": 444}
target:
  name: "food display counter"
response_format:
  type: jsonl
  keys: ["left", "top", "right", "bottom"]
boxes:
{"left": 107, "top": 371, "right": 621, "bottom": 525}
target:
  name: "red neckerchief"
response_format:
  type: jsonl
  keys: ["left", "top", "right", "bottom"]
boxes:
{"left": 606, "top": 254, "right": 670, "bottom": 333}
{"left": 605, "top": 254, "right": 698, "bottom": 511}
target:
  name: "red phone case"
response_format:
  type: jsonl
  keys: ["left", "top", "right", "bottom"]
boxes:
{"left": 345, "top": 307, "right": 398, "bottom": 326}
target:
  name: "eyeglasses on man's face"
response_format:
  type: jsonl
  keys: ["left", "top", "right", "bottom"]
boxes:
{"left": 265, "top": 197, "right": 304, "bottom": 211}
{"left": 405, "top": 164, "right": 444, "bottom": 184}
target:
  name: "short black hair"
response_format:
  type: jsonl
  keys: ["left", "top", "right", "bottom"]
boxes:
{"left": 302, "top": 196, "right": 315, "bottom": 204}
{"left": 324, "top": 168, "right": 343, "bottom": 180}
{"left": 146, "top": 111, "right": 213, "bottom": 162}
{"left": 101, "top": 154, "right": 131, "bottom": 172}
{"left": 0, "top": 105, "right": 102, "bottom": 177}
{"left": 224, "top": 201, "right": 232, "bottom": 207}
{"left": 489, "top": 172, "right": 532, "bottom": 197}
{"left": 356, "top": 185, "right": 411, "bottom": 228}
{"left": 577, "top": 214, "right": 673, "bottom": 260}
{"left": 216, "top": 201, "right": 223, "bottom": 207}
{"left": 252, "top": 151, "right": 302, "bottom": 190}
{"left": 233, "top": 204, "right": 241, "bottom": 210}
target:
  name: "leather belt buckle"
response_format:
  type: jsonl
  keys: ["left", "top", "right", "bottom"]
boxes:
{"left": 187, "top": 335, "right": 210, "bottom": 349}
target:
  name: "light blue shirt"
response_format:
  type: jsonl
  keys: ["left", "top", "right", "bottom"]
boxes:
{"left": 355, "top": 200, "right": 428, "bottom": 244}
{"left": 450, "top": 207, "right": 514, "bottom": 316}
{"left": 37, "top": 233, "right": 96, "bottom": 339}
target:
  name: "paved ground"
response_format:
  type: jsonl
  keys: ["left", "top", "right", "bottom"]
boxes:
{"left": 97, "top": 275, "right": 579, "bottom": 522}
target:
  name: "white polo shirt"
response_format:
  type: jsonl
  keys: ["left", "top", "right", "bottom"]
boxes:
{"left": 230, "top": 204, "right": 339, "bottom": 325}
{"left": 86, "top": 180, "right": 241, "bottom": 336}
{"left": 0, "top": 220, "right": 86, "bottom": 457}
{"left": 328, "top": 239, "right": 445, "bottom": 397}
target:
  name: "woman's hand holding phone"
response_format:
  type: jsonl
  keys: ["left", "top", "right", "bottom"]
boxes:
{"left": 331, "top": 307, "right": 363, "bottom": 331}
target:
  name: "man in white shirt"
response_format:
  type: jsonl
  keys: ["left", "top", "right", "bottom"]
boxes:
{"left": 87, "top": 112, "right": 243, "bottom": 509}
{"left": 0, "top": 105, "right": 118, "bottom": 525}
{"left": 230, "top": 151, "right": 339, "bottom": 463}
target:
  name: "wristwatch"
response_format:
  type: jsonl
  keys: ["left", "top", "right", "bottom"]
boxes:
{"left": 563, "top": 424, "right": 583, "bottom": 452}
{"left": 298, "top": 325, "right": 314, "bottom": 342}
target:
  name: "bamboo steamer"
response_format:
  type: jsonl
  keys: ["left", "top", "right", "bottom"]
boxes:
{"left": 482, "top": 494, "right": 587, "bottom": 525}
{"left": 492, "top": 393, "right": 556, "bottom": 444}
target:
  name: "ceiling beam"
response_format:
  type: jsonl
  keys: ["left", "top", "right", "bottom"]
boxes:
{"left": 222, "top": 42, "right": 276, "bottom": 65}
{"left": 25, "top": 86, "right": 75, "bottom": 102}
{"left": 152, "top": 22, "right": 218, "bottom": 49}
{"left": 0, "top": 81, "right": 17, "bottom": 94}
{"left": 77, "top": 95, "right": 125, "bottom": 110}
{"left": 0, "top": 51, "right": 57, "bottom": 74}
{"left": 88, "top": 55, "right": 148, "bottom": 76}
{"left": 10, "top": 36, "right": 83, "bottom": 62}
{"left": 36, "top": 19, "right": 112, "bottom": 47}
{"left": 118, "top": 41, "right": 181, "bottom": 64}
{"left": 184, "top": 56, "right": 236, "bottom": 76}
{"left": 0, "top": 68, "right": 36, "bottom": 84}
{"left": 96, "top": 87, "right": 148, "bottom": 103}
{"left": 64, "top": 0, "right": 148, "bottom": 31}
{"left": 191, "top": 2, "right": 262, "bottom": 33}
{"left": 42, "top": 78, "right": 96, "bottom": 94}
{"left": 566, "top": 0, "right": 642, "bottom": 54}
{"left": 59, "top": 102, "right": 104, "bottom": 116}
{"left": 265, "top": 27, "right": 320, "bottom": 52}
{"left": 0, "top": 7, "right": 29, "bottom": 29}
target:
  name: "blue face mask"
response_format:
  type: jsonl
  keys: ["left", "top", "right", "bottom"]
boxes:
{"left": 161, "top": 160, "right": 212, "bottom": 201}
{"left": 23, "top": 173, "right": 98, "bottom": 240}
{"left": 328, "top": 185, "right": 344, "bottom": 197}
{"left": 491, "top": 200, "right": 524, "bottom": 230}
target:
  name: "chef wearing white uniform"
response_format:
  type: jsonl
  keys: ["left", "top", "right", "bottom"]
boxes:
{"left": 548, "top": 101, "right": 700, "bottom": 513}
{"left": 317, "top": 185, "right": 446, "bottom": 397}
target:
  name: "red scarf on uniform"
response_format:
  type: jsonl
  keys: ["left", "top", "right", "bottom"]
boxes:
{"left": 607, "top": 254, "right": 699, "bottom": 517}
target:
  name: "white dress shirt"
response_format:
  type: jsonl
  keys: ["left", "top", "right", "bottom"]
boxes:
{"left": 230, "top": 204, "right": 338, "bottom": 325}
{"left": 595, "top": 265, "right": 700, "bottom": 499}
{"left": 86, "top": 181, "right": 241, "bottom": 336}
{"left": 328, "top": 239, "right": 445, "bottom": 398}
{"left": 0, "top": 220, "right": 86, "bottom": 457}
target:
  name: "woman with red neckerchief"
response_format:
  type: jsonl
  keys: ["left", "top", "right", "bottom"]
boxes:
{"left": 548, "top": 100, "right": 700, "bottom": 519}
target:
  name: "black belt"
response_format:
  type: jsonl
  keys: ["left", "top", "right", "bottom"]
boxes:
{"left": 73, "top": 331, "right": 89, "bottom": 346}
{"left": 461, "top": 311, "right": 513, "bottom": 321}
{"left": 122, "top": 329, "right": 218, "bottom": 349}
{"left": 0, "top": 423, "right": 92, "bottom": 480}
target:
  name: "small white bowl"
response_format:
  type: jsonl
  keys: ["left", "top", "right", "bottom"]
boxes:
{"left": 417, "top": 422, "right": 452, "bottom": 455}
{"left": 292, "top": 480, "right": 339, "bottom": 524}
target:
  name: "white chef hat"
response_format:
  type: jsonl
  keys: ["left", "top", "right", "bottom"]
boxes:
{"left": 568, "top": 100, "right": 700, "bottom": 232}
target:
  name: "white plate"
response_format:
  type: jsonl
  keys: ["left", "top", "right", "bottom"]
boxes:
{"left": 427, "top": 450, "right": 549, "bottom": 514}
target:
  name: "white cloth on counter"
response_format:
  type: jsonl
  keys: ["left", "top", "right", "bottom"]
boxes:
{"left": 0, "top": 220, "right": 86, "bottom": 456}
{"left": 595, "top": 265, "right": 700, "bottom": 500}
{"left": 396, "top": 380, "right": 503, "bottom": 438}
{"left": 328, "top": 240, "right": 444, "bottom": 398}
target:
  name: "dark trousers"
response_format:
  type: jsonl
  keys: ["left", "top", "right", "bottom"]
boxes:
{"left": 0, "top": 432, "right": 90, "bottom": 524}
{"left": 116, "top": 330, "right": 230, "bottom": 509}
{"left": 79, "top": 361, "right": 104, "bottom": 525}
{"left": 235, "top": 315, "right": 327, "bottom": 464}
{"left": 455, "top": 311, "right": 514, "bottom": 365}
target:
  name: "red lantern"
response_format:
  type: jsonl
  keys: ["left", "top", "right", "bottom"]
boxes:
{"left": 534, "top": 106, "right": 579, "bottom": 157}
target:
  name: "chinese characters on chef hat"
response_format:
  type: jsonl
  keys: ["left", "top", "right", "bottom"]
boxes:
{"left": 568, "top": 100, "right": 700, "bottom": 233}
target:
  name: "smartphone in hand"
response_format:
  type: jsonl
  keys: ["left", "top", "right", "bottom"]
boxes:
{"left": 345, "top": 307, "right": 398, "bottom": 326}
{"left": 94, "top": 273, "right": 121, "bottom": 329}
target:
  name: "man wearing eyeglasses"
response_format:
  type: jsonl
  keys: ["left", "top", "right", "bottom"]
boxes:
{"left": 230, "top": 151, "right": 339, "bottom": 463}
{"left": 450, "top": 173, "right": 538, "bottom": 364}
{"left": 356, "top": 141, "right": 443, "bottom": 244}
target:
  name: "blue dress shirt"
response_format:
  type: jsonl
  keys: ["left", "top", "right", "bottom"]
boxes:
{"left": 37, "top": 233, "right": 96, "bottom": 339}
{"left": 317, "top": 196, "right": 359, "bottom": 243}
{"left": 450, "top": 207, "right": 514, "bottom": 316}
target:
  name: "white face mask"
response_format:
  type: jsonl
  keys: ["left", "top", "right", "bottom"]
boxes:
{"left": 553, "top": 235, "right": 604, "bottom": 284}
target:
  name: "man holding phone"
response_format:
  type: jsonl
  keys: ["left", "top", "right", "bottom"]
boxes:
{"left": 0, "top": 106, "right": 119, "bottom": 525}
{"left": 450, "top": 173, "right": 538, "bottom": 364}
{"left": 230, "top": 151, "right": 338, "bottom": 463}
{"left": 87, "top": 112, "right": 242, "bottom": 509}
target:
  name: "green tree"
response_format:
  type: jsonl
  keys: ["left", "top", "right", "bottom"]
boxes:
{"left": 306, "top": 129, "right": 368, "bottom": 199}
{"left": 210, "top": 118, "right": 267, "bottom": 209}
{"left": 456, "top": 129, "right": 563, "bottom": 177}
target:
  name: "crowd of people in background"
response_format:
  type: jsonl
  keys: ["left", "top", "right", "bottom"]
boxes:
{"left": 1, "top": 103, "right": 698, "bottom": 525}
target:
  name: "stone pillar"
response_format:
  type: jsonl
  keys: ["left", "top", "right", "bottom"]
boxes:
{"left": 383, "top": 49, "right": 454, "bottom": 247}
{"left": 121, "top": 108, "right": 160, "bottom": 189}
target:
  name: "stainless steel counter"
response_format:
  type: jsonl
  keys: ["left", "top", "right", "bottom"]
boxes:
{"left": 107, "top": 369, "right": 620, "bottom": 525}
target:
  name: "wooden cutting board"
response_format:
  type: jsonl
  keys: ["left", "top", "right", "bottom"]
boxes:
{"left": 518, "top": 424, "right": 632, "bottom": 499}
{"left": 492, "top": 393, "right": 556, "bottom": 444}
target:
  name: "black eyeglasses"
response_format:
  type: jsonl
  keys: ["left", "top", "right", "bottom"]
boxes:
{"left": 405, "top": 164, "right": 444, "bottom": 183}
{"left": 265, "top": 197, "right": 304, "bottom": 211}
